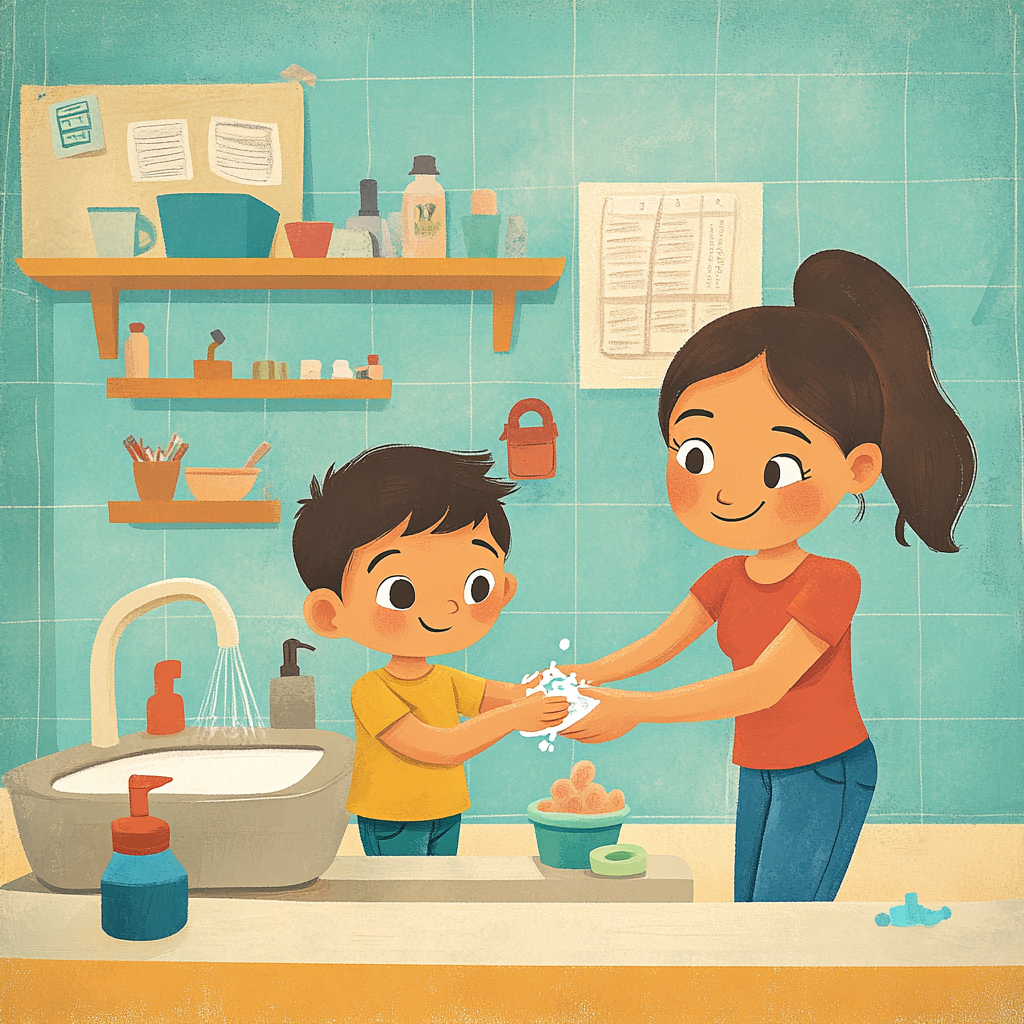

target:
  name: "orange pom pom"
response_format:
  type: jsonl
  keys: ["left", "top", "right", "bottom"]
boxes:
{"left": 604, "top": 789, "right": 625, "bottom": 812}
{"left": 580, "top": 782, "right": 608, "bottom": 813}
{"left": 570, "top": 760, "right": 596, "bottom": 790}
{"left": 563, "top": 795, "right": 584, "bottom": 814}
{"left": 551, "top": 778, "right": 574, "bottom": 802}
{"left": 536, "top": 800, "right": 556, "bottom": 812}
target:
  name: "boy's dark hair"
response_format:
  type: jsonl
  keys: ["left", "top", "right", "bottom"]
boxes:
{"left": 293, "top": 445, "right": 517, "bottom": 595}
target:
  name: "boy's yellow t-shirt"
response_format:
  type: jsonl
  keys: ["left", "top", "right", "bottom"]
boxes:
{"left": 346, "top": 664, "right": 487, "bottom": 821}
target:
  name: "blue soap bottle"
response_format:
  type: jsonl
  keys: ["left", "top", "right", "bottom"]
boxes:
{"left": 101, "top": 774, "right": 188, "bottom": 941}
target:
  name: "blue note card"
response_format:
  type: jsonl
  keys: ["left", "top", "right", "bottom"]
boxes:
{"left": 49, "top": 95, "right": 105, "bottom": 158}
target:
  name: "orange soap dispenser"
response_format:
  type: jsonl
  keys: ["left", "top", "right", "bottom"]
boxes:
{"left": 148, "top": 660, "right": 186, "bottom": 735}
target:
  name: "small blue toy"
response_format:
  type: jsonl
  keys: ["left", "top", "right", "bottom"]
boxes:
{"left": 875, "top": 893, "right": 951, "bottom": 927}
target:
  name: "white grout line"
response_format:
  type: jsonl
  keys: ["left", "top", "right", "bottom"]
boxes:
{"left": 714, "top": 0, "right": 721, "bottom": 182}
{"left": 571, "top": 0, "right": 578, "bottom": 768}
{"left": 795, "top": 75, "right": 801, "bottom": 264}
{"left": 35, "top": 396, "right": 41, "bottom": 759}
{"left": 317, "top": 71, "right": 1010, "bottom": 82}
{"left": 917, "top": 540, "right": 924, "bottom": 824}
{"left": 0, "top": 0, "right": 16, "bottom": 345}
{"left": 365, "top": 27, "right": 372, "bottom": 178}
{"left": 468, "top": 292, "right": 474, "bottom": 446}
{"left": 904, "top": 36, "right": 911, "bottom": 287}
{"left": 41, "top": 0, "right": 47, "bottom": 87}
{"left": 1011, "top": 14, "right": 1019, "bottom": 544}
{"left": 471, "top": 0, "right": 476, "bottom": 190}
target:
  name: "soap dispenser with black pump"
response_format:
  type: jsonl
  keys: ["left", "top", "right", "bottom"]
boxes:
{"left": 270, "top": 639, "right": 316, "bottom": 729}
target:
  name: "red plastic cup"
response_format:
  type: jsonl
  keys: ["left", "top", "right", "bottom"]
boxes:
{"left": 285, "top": 221, "right": 334, "bottom": 258}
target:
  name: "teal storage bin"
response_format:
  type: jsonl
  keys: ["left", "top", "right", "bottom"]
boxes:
{"left": 526, "top": 799, "right": 630, "bottom": 870}
{"left": 156, "top": 193, "right": 281, "bottom": 257}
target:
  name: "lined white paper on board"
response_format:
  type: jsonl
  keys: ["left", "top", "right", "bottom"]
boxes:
{"left": 579, "top": 183, "right": 763, "bottom": 389}
{"left": 126, "top": 119, "right": 194, "bottom": 181}
{"left": 208, "top": 116, "right": 282, "bottom": 186}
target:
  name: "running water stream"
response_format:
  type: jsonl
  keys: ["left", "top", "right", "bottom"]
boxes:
{"left": 195, "top": 645, "right": 265, "bottom": 734}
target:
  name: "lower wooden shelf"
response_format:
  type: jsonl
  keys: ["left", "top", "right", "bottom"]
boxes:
{"left": 108, "top": 500, "right": 281, "bottom": 524}
{"left": 107, "top": 377, "right": 392, "bottom": 399}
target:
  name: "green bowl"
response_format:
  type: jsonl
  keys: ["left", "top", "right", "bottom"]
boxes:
{"left": 526, "top": 799, "right": 631, "bottom": 870}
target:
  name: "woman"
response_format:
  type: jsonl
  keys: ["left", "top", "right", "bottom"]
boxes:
{"left": 562, "top": 249, "right": 976, "bottom": 902}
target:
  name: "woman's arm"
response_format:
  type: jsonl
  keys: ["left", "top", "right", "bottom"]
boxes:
{"left": 379, "top": 692, "right": 569, "bottom": 766}
{"left": 562, "top": 619, "right": 830, "bottom": 742}
{"left": 564, "top": 593, "right": 715, "bottom": 685}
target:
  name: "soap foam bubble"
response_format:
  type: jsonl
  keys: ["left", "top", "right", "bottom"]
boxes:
{"left": 520, "top": 661, "right": 599, "bottom": 753}
{"left": 559, "top": 638, "right": 570, "bottom": 651}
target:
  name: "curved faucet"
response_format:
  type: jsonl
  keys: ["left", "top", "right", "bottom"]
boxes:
{"left": 90, "top": 578, "right": 239, "bottom": 748}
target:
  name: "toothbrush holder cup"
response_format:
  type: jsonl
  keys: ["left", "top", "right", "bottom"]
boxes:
{"left": 133, "top": 461, "right": 180, "bottom": 501}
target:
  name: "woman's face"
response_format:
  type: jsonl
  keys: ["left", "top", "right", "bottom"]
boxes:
{"left": 665, "top": 354, "right": 880, "bottom": 551}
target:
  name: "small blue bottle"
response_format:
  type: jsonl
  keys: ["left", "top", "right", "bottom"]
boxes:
{"left": 101, "top": 774, "right": 188, "bottom": 941}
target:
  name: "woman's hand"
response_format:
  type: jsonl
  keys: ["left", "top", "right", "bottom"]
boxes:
{"left": 556, "top": 663, "right": 609, "bottom": 686}
{"left": 560, "top": 688, "right": 640, "bottom": 742}
{"left": 509, "top": 692, "right": 570, "bottom": 733}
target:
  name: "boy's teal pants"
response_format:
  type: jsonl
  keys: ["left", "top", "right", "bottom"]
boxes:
{"left": 357, "top": 813, "right": 462, "bottom": 856}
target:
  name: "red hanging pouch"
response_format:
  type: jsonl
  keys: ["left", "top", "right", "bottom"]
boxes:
{"left": 500, "top": 399, "right": 558, "bottom": 480}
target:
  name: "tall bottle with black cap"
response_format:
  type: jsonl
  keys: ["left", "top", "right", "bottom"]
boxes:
{"left": 402, "top": 154, "right": 446, "bottom": 258}
{"left": 346, "top": 178, "right": 384, "bottom": 257}
{"left": 270, "top": 639, "right": 317, "bottom": 729}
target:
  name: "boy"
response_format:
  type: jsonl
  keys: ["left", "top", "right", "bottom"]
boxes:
{"left": 293, "top": 445, "right": 567, "bottom": 856}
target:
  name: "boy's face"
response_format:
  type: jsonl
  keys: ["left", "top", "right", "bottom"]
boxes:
{"left": 303, "top": 516, "right": 517, "bottom": 657}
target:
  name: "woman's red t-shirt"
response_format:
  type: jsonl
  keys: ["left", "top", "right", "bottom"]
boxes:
{"left": 689, "top": 553, "right": 869, "bottom": 770}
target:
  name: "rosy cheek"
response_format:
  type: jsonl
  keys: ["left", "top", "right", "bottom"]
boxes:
{"left": 371, "top": 607, "right": 409, "bottom": 637}
{"left": 469, "top": 598, "right": 501, "bottom": 627}
{"left": 666, "top": 464, "right": 703, "bottom": 515}
{"left": 774, "top": 481, "right": 827, "bottom": 526}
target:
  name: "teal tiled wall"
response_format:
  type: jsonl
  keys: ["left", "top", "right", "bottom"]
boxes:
{"left": 1, "top": 0, "right": 1021, "bottom": 825}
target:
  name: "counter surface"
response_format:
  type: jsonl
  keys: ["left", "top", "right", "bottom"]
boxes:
{"left": 1, "top": 856, "right": 1019, "bottom": 967}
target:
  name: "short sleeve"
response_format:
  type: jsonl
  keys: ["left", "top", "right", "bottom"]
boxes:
{"left": 350, "top": 673, "right": 413, "bottom": 738}
{"left": 787, "top": 559, "right": 861, "bottom": 647}
{"left": 689, "top": 557, "right": 744, "bottom": 621}
{"left": 450, "top": 669, "right": 487, "bottom": 718}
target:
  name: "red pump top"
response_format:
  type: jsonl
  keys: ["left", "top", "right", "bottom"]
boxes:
{"left": 111, "top": 775, "right": 173, "bottom": 855}
{"left": 148, "top": 660, "right": 185, "bottom": 735}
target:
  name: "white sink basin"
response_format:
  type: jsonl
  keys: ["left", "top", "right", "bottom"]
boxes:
{"left": 52, "top": 748, "right": 324, "bottom": 795}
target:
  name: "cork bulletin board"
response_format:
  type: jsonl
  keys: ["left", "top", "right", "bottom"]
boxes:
{"left": 20, "top": 82, "right": 304, "bottom": 258}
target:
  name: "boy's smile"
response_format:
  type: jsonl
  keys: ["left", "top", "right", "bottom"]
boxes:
{"left": 304, "top": 516, "right": 517, "bottom": 658}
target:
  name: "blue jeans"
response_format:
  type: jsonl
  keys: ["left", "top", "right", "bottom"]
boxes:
{"left": 734, "top": 738, "right": 877, "bottom": 902}
{"left": 357, "top": 813, "right": 462, "bottom": 856}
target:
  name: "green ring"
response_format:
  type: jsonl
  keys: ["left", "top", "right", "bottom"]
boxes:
{"left": 589, "top": 843, "right": 648, "bottom": 876}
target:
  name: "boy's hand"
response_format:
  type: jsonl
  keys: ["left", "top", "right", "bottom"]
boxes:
{"left": 510, "top": 692, "right": 569, "bottom": 732}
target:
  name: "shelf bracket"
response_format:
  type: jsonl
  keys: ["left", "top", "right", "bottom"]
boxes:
{"left": 90, "top": 282, "right": 120, "bottom": 359}
{"left": 492, "top": 290, "right": 517, "bottom": 353}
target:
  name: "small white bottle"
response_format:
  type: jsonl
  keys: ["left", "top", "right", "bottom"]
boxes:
{"left": 124, "top": 323, "right": 149, "bottom": 378}
{"left": 402, "top": 155, "right": 446, "bottom": 258}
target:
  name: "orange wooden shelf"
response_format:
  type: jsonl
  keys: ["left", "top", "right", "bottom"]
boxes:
{"left": 108, "top": 500, "right": 281, "bottom": 524}
{"left": 107, "top": 377, "right": 392, "bottom": 399}
{"left": 17, "top": 256, "right": 566, "bottom": 357}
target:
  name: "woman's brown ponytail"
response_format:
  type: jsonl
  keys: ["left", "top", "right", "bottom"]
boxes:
{"left": 793, "top": 250, "right": 976, "bottom": 552}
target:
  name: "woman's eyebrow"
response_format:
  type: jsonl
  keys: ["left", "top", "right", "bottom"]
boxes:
{"left": 367, "top": 549, "right": 401, "bottom": 573}
{"left": 472, "top": 538, "right": 500, "bottom": 558}
{"left": 772, "top": 425, "right": 812, "bottom": 444}
{"left": 674, "top": 408, "right": 714, "bottom": 425}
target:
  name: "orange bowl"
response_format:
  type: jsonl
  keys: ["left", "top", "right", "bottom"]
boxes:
{"left": 184, "top": 467, "right": 259, "bottom": 501}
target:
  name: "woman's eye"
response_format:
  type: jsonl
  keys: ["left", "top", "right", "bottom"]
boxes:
{"left": 675, "top": 438, "right": 715, "bottom": 475}
{"left": 764, "top": 455, "right": 806, "bottom": 489}
{"left": 375, "top": 576, "right": 415, "bottom": 610}
{"left": 464, "top": 569, "right": 495, "bottom": 605}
